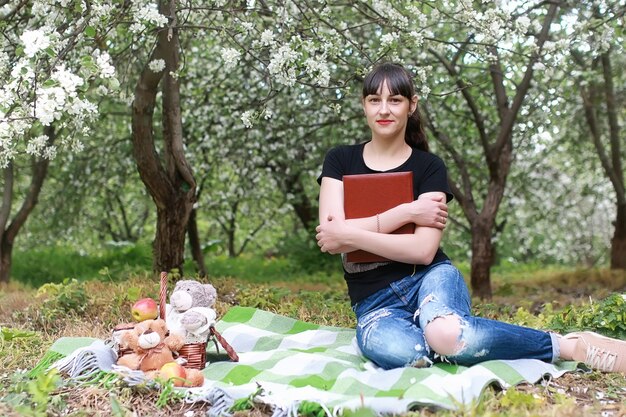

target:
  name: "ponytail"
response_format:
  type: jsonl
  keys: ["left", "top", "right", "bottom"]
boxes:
{"left": 406, "top": 107, "right": 429, "bottom": 152}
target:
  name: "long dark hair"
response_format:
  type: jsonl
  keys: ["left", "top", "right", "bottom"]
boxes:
{"left": 362, "top": 63, "right": 429, "bottom": 152}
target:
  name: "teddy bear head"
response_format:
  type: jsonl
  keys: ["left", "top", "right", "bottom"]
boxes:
{"left": 169, "top": 280, "right": 217, "bottom": 313}
{"left": 121, "top": 318, "right": 169, "bottom": 353}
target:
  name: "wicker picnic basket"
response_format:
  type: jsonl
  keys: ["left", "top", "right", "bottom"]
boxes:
{"left": 113, "top": 272, "right": 238, "bottom": 370}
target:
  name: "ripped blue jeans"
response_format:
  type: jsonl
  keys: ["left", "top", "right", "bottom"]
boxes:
{"left": 353, "top": 261, "right": 559, "bottom": 369}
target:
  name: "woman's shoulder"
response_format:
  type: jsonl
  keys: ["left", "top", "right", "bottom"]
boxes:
{"left": 324, "top": 142, "right": 366, "bottom": 162}
{"left": 411, "top": 148, "right": 446, "bottom": 166}
{"left": 327, "top": 142, "right": 365, "bottom": 155}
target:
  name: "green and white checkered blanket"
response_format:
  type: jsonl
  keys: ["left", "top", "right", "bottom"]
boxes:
{"left": 192, "top": 306, "right": 578, "bottom": 416}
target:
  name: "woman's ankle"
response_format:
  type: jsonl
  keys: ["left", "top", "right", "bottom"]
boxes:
{"left": 557, "top": 335, "right": 576, "bottom": 361}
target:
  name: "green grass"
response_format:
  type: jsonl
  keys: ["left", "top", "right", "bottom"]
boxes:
{"left": 11, "top": 243, "right": 153, "bottom": 287}
{"left": 1, "top": 257, "right": 626, "bottom": 416}
{"left": 10, "top": 240, "right": 342, "bottom": 287}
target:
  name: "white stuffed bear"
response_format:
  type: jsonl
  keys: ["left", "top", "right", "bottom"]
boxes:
{"left": 166, "top": 280, "right": 218, "bottom": 344}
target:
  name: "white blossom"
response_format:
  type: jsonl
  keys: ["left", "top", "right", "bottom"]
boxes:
{"left": 10, "top": 60, "right": 36, "bottom": 83}
{"left": 148, "top": 59, "right": 166, "bottom": 73}
{"left": 267, "top": 44, "right": 299, "bottom": 86}
{"left": 380, "top": 32, "right": 399, "bottom": 48}
{"left": 51, "top": 65, "right": 83, "bottom": 94}
{"left": 0, "top": 88, "right": 13, "bottom": 108}
{"left": 134, "top": 3, "right": 168, "bottom": 27}
{"left": 20, "top": 29, "right": 51, "bottom": 58}
{"left": 304, "top": 57, "right": 330, "bottom": 87}
{"left": 25, "top": 134, "right": 49, "bottom": 156}
{"left": 240, "top": 21, "right": 254, "bottom": 33}
{"left": 220, "top": 48, "right": 241, "bottom": 70}
{"left": 241, "top": 110, "right": 254, "bottom": 128}
{"left": 34, "top": 86, "right": 66, "bottom": 125}
{"left": 94, "top": 51, "right": 116, "bottom": 78}
{"left": 408, "top": 31, "right": 424, "bottom": 48}
{"left": 260, "top": 29, "right": 275, "bottom": 46}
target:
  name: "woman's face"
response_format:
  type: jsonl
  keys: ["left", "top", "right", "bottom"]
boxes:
{"left": 362, "top": 80, "right": 417, "bottom": 140}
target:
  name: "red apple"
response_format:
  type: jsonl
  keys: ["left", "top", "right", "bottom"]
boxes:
{"left": 131, "top": 297, "right": 158, "bottom": 322}
{"left": 159, "top": 361, "right": 187, "bottom": 387}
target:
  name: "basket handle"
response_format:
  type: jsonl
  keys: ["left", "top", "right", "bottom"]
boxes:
{"left": 159, "top": 271, "right": 167, "bottom": 320}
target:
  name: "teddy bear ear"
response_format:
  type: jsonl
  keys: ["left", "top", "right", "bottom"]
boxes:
{"left": 153, "top": 318, "right": 168, "bottom": 333}
{"left": 203, "top": 284, "right": 217, "bottom": 304}
{"left": 135, "top": 320, "right": 150, "bottom": 334}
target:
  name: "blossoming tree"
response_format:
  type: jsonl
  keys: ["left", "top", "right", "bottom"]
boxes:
{"left": 0, "top": 0, "right": 121, "bottom": 283}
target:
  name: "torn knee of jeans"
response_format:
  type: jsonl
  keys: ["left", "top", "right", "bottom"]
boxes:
{"left": 426, "top": 313, "right": 467, "bottom": 357}
{"left": 413, "top": 293, "right": 435, "bottom": 322}
{"left": 408, "top": 355, "right": 432, "bottom": 368}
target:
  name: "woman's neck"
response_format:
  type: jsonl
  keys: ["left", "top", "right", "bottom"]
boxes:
{"left": 363, "top": 138, "right": 412, "bottom": 171}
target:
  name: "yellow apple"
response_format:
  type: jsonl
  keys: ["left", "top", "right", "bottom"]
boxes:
{"left": 131, "top": 297, "right": 158, "bottom": 322}
{"left": 159, "top": 361, "right": 187, "bottom": 387}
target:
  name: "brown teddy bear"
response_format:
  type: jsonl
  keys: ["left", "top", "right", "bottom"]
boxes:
{"left": 117, "top": 318, "right": 183, "bottom": 372}
{"left": 116, "top": 318, "right": 204, "bottom": 387}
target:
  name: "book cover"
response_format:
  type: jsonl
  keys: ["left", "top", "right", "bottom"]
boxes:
{"left": 343, "top": 171, "right": 415, "bottom": 263}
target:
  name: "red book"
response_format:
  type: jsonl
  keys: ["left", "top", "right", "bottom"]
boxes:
{"left": 343, "top": 171, "right": 415, "bottom": 263}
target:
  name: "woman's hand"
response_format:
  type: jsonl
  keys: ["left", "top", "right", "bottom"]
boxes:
{"left": 315, "top": 215, "right": 351, "bottom": 254}
{"left": 405, "top": 193, "right": 448, "bottom": 229}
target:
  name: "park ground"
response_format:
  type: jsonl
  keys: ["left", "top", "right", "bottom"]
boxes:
{"left": 1, "top": 256, "right": 625, "bottom": 416}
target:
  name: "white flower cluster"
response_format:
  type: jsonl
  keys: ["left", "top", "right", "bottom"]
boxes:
{"left": 33, "top": 65, "right": 98, "bottom": 129}
{"left": 372, "top": 0, "right": 409, "bottom": 29}
{"left": 304, "top": 56, "right": 330, "bottom": 87}
{"left": 240, "top": 110, "right": 255, "bottom": 128}
{"left": 408, "top": 31, "right": 424, "bottom": 48}
{"left": 220, "top": 48, "right": 241, "bottom": 70}
{"left": 25, "top": 134, "right": 56, "bottom": 159}
{"left": 457, "top": 1, "right": 511, "bottom": 45}
{"left": 267, "top": 44, "right": 299, "bottom": 86}
{"left": 130, "top": 3, "right": 168, "bottom": 33}
{"left": 260, "top": 29, "right": 275, "bottom": 47}
{"left": 20, "top": 28, "right": 51, "bottom": 58}
{"left": 94, "top": 51, "right": 116, "bottom": 78}
{"left": 148, "top": 58, "right": 166, "bottom": 73}
{"left": 380, "top": 32, "right": 399, "bottom": 49}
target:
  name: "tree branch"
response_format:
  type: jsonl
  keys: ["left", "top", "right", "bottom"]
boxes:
{"left": 601, "top": 50, "right": 625, "bottom": 204}
{"left": 492, "top": 1, "right": 560, "bottom": 156}
{"left": 428, "top": 47, "right": 489, "bottom": 153}
{"left": 5, "top": 126, "right": 55, "bottom": 244}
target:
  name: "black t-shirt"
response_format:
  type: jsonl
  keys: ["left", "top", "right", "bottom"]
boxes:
{"left": 317, "top": 142, "right": 453, "bottom": 304}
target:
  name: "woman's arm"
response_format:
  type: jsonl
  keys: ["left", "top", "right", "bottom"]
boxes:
{"left": 319, "top": 178, "right": 448, "bottom": 231}
{"left": 317, "top": 176, "right": 447, "bottom": 262}
{"left": 316, "top": 216, "right": 443, "bottom": 264}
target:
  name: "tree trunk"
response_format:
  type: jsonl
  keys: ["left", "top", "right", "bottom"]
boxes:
{"left": 187, "top": 208, "right": 207, "bottom": 277}
{"left": 0, "top": 127, "right": 54, "bottom": 284}
{"left": 132, "top": 0, "right": 196, "bottom": 275}
{"left": 154, "top": 200, "right": 191, "bottom": 273}
{"left": 612, "top": 203, "right": 626, "bottom": 269}
{"left": 0, "top": 238, "right": 13, "bottom": 284}
{"left": 284, "top": 173, "right": 315, "bottom": 230}
{"left": 470, "top": 218, "right": 494, "bottom": 299}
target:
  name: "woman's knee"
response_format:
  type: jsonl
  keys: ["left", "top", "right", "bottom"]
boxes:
{"left": 424, "top": 314, "right": 464, "bottom": 356}
{"left": 356, "top": 311, "right": 429, "bottom": 369}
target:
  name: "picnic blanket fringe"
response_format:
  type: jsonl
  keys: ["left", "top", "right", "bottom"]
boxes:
{"left": 28, "top": 351, "right": 64, "bottom": 378}
{"left": 191, "top": 387, "right": 234, "bottom": 417}
{"left": 189, "top": 387, "right": 339, "bottom": 417}
{"left": 49, "top": 340, "right": 116, "bottom": 380}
